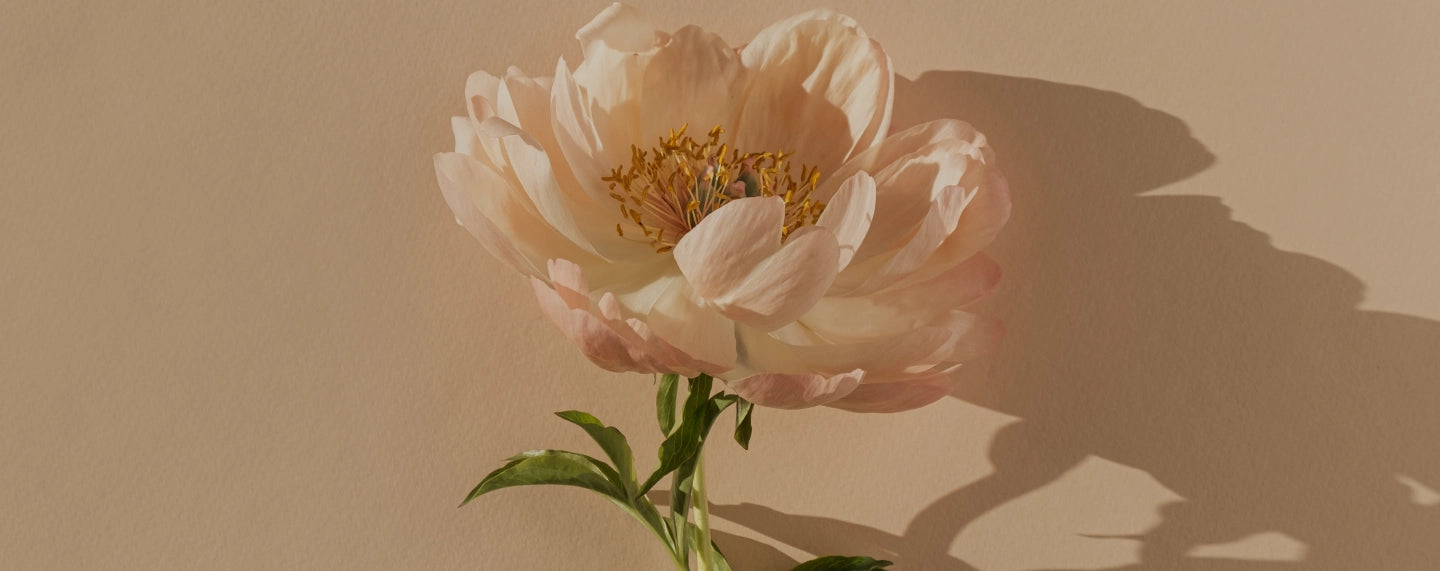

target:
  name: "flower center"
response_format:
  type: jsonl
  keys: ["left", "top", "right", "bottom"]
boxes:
{"left": 604, "top": 124, "right": 825, "bottom": 253}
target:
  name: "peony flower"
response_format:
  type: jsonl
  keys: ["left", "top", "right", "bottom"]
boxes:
{"left": 436, "top": 3, "right": 1009, "bottom": 413}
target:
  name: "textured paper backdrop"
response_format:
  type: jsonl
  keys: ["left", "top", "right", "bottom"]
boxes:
{"left": 4, "top": 1, "right": 1439, "bottom": 569}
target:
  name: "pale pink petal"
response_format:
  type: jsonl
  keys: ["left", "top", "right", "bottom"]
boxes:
{"left": 711, "top": 225, "right": 840, "bottom": 331}
{"left": 639, "top": 25, "right": 750, "bottom": 144}
{"left": 546, "top": 259, "right": 590, "bottom": 309}
{"left": 673, "top": 197, "right": 785, "bottom": 300}
{"left": 531, "top": 277, "right": 648, "bottom": 372}
{"left": 647, "top": 278, "right": 738, "bottom": 374}
{"left": 926, "top": 311, "right": 1006, "bottom": 365}
{"left": 728, "top": 370, "right": 863, "bottom": 410}
{"left": 737, "top": 10, "right": 892, "bottom": 174}
{"left": 825, "top": 374, "right": 956, "bottom": 413}
{"left": 816, "top": 172, "right": 876, "bottom": 270}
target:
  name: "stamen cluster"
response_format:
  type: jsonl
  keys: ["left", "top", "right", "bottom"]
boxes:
{"left": 604, "top": 124, "right": 825, "bottom": 253}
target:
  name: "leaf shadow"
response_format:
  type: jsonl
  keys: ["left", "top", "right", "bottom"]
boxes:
{"left": 704, "top": 71, "right": 1440, "bottom": 570}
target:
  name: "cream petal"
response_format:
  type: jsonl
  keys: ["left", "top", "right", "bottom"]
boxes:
{"left": 498, "top": 127, "right": 652, "bottom": 262}
{"left": 832, "top": 185, "right": 970, "bottom": 295}
{"left": 737, "top": 10, "right": 892, "bottom": 175}
{"left": 551, "top": 58, "right": 640, "bottom": 210}
{"left": 639, "top": 25, "right": 749, "bottom": 145}
{"left": 805, "top": 253, "right": 1002, "bottom": 337}
{"left": 435, "top": 152, "right": 594, "bottom": 277}
{"left": 843, "top": 140, "right": 976, "bottom": 264}
{"left": 816, "top": 172, "right": 876, "bottom": 270}
{"left": 464, "top": 70, "right": 507, "bottom": 169}
{"left": 825, "top": 374, "right": 956, "bottom": 413}
{"left": 673, "top": 197, "right": 785, "bottom": 301}
{"left": 897, "top": 166, "right": 1012, "bottom": 288}
{"left": 647, "top": 278, "right": 738, "bottom": 374}
{"left": 577, "top": 2, "right": 657, "bottom": 56}
{"left": 451, "top": 116, "right": 479, "bottom": 159}
{"left": 824, "top": 119, "right": 986, "bottom": 191}
{"left": 711, "top": 225, "right": 840, "bottom": 331}
{"left": 728, "top": 369, "right": 863, "bottom": 410}
{"left": 735, "top": 323, "right": 951, "bottom": 379}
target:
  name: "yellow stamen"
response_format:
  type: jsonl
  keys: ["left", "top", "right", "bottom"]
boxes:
{"left": 602, "top": 124, "right": 826, "bottom": 253}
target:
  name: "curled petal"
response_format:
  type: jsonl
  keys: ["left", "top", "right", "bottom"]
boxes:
{"left": 673, "top": 197, "right": 786, "bottom": 301}
{"left": 532, "top": 277, "right": 651, "bottom": 372}
{"left": 675, "top": 198, "right": 840, "bottom": 331}
{"left": 435, "top": 152, "right": 595, "bottom": 278}
{"left": 728, "top": 370, "right": 863, "bottom": 410}
{"left": 737, "top": 10, "right": 892, "bottom": 175}
{"left": 825, "top": 373, "right": 956, "bottom": 413}
{"left": 816, "top": 172, "right": 877, "bottom": 271}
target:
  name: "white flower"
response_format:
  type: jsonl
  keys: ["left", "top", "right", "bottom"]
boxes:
{"left": 436, "top": 4, "right": 1010, "bottom": 412}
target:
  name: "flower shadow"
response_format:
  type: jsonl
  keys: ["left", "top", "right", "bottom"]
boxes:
{"left": 710, "top": 71, "right": 1440, "bottom": 569}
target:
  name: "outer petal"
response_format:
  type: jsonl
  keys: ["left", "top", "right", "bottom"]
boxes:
{"left": 805, "top": 253, "right": 1003, "bottom": 335}
{"left": 530, "top": 259, "right": 724, "bottom": 376}
{"left": 825, "top": 373, "right": 956, "bottom": 413}
{"left": 816, "top": 172, "right": 877, "bottom": 271}
{"left": 532, "top": 277, "right": 649, "bottom": 372}
{"left": 435, "top": 152, "right": 596, "bottom": 277}
{"left": 728, "top": 370, "right": 863, "bottom": 410}
{"left": 737, "top": 10, "right": 892, "bottom": 175}
{"left": 832, "top": 185, "right": 970, "bottom": 295}
{"left": 897, "top": 166, "right": 1012, "bottom": 288}
{"left": 736, "top": 323, "right": 952, "bottom": 379}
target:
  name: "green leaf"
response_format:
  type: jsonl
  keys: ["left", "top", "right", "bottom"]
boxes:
{"left": 790, "top": 556, "right": 894, "bottom": 571}
{"left": 554, "top": 410, "right": 638, "bottom": 498}
{"left": 657, "top": 373, "right": 679, "bottom": 436}
{"left": 460, "top": 450, "right": 624, "bottom": 507}
{"left": 734, "top": 398, "right": 754, "bottom": 449}
{"left": 639, "top": 375, "right": 715, "bottom": 494}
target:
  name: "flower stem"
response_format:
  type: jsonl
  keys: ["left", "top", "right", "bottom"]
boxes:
{"left": 691, "top": 450, "right": 718, "bottom": 571}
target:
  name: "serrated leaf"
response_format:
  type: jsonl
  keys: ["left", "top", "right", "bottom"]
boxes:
{"left": 554, "top": 410, "right": 638, "bottom": 498}
{"left": 734, "top": 399, "right": 754, "bottom": 449}
{"left": 460, "top": 450, "right": 624, "bottom": 507}
{"left": 657, "top": 373, "right": 679, "bottom": 436}
{"left": 790, "top": 556, "right": 894, "bottom": 571}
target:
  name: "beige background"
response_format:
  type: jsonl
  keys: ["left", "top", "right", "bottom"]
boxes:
{"left": 4, "top": 1, "right": 1439, "bottom": 569}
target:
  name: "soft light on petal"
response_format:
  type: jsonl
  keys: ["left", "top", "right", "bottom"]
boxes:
{"left": 737, "top": 10, "right": 892, "bottom": 175}
{"left": 825, "top": 373, "right": 956, "bottom": 413}
{"left": 728, "top": 370, "right": 863, "bottom": 410}
{"left": 816, "top": 172, "right": 877, "bottom": 270}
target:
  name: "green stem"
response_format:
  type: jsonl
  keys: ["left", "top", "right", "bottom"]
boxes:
{"left": 691, "top": 450, "right": 718, "bottom": 571}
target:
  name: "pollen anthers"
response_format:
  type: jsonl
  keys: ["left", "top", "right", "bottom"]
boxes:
{"left": 603, "top": 124, "right": 825, "bottom": 254}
